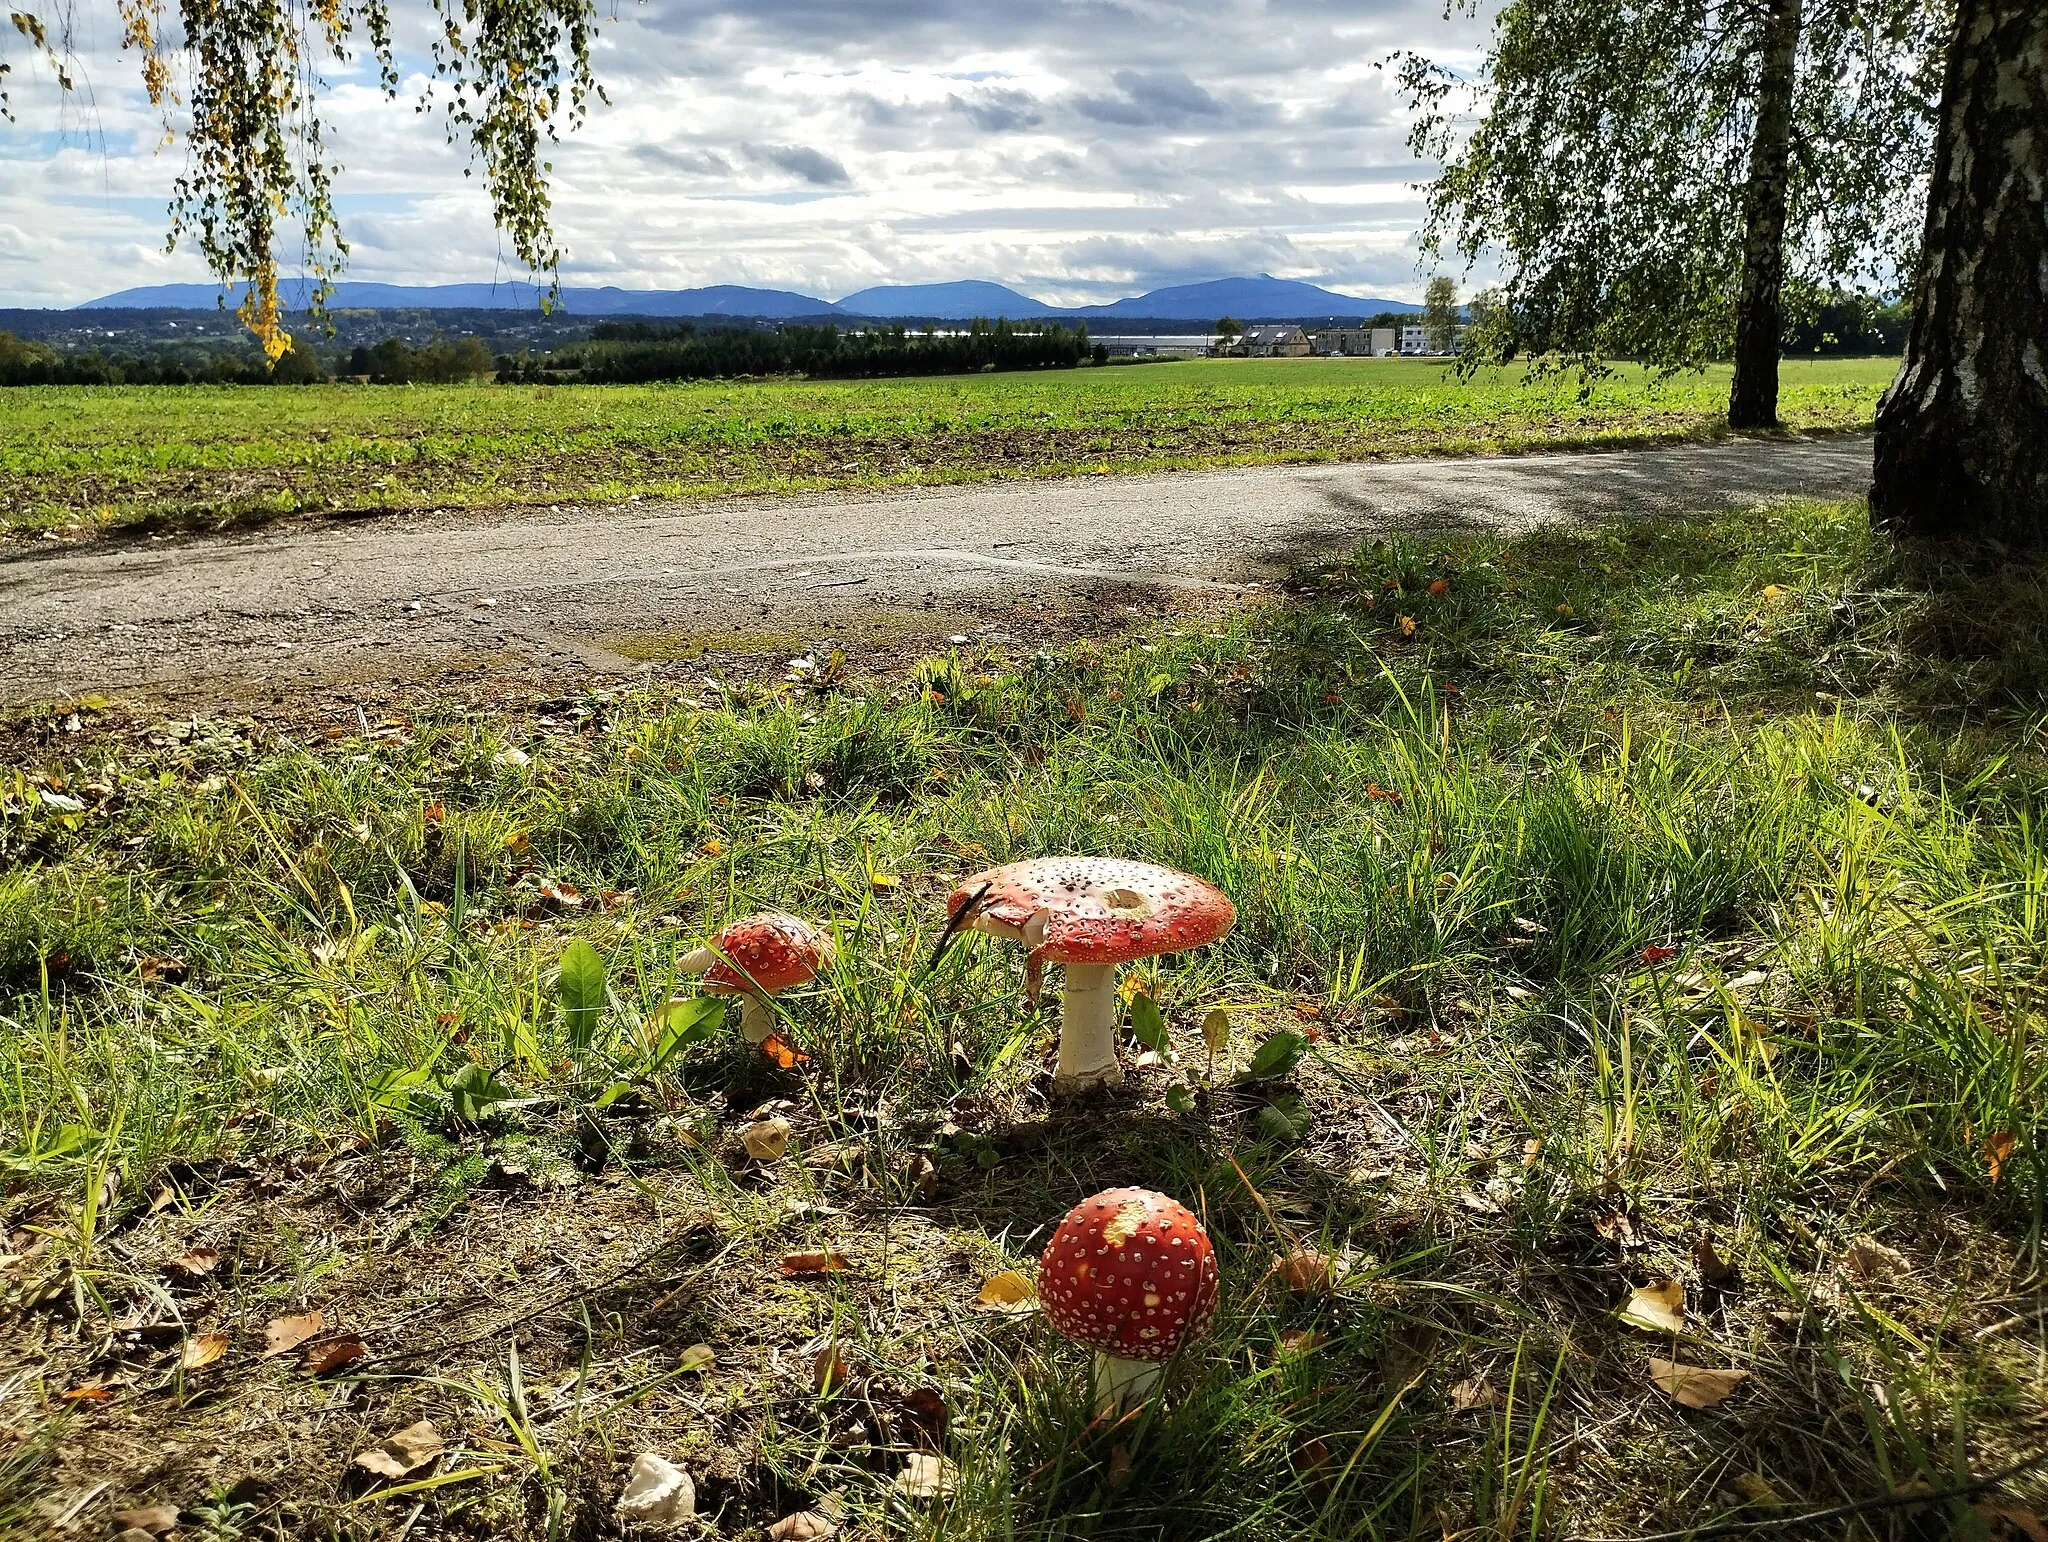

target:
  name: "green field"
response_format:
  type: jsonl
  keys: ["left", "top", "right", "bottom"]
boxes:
{"left": 5, "top": 495, "right": 2043, "bottom": 1538}
{"left": 0, "top": 356, "right": 1894, "bottom": 539}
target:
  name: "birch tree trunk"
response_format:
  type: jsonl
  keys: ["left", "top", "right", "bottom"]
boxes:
{"left": 1727, "top": 0, "right": 1804, "bottom": 429}
{"left": 1870, "top": 0, "right": 2048, "bottom": 542}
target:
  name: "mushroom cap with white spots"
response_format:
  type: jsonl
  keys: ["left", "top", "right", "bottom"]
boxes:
{"left": 699, "top": 913, "right": 834, "bottom": 996}
{"left": 1037, "top": 1187, "right": 1220, "bottom": 1362}
{"left": 947, "top": 858, "right": 1235, "bottom": 966}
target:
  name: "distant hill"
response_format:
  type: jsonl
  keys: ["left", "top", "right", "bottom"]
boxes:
{"left": 77, "top": 273, "right": 1417, "bottom": 321}
{"left": 1079, "top": 275, "right": 1419, "bottom": 321}
{"left": 80, "top": 280, "right": 846, "bottom": 319}
{"left": 836, "top": 281, "right": 1060, "bottom": 318}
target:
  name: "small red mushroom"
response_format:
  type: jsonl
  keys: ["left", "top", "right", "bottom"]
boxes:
{"left": 679, "top": 912, "right": 834, "bottom": 1044}
{"left": 946, "top": 858, "right": 1235, "bottom": 1092}
{"left": 1038, "top": 1187, "right": 1220, "bottom": 1412}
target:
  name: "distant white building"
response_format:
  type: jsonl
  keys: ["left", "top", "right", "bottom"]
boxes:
{"left": 1399, "top": 324, "right": 1429, "bottom": 355}
{"left": 1239, "top": 324, "right": 1312, "bottom": 357}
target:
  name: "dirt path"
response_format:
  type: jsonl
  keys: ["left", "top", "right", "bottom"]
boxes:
{"left": 2, "top": 433, "right": 1873, "bottom": 710}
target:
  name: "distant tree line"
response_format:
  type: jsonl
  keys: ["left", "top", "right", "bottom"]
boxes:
{"left": 502, "top": 318, "right": 1101, "bottom": 385}
{"left": 344, "top": 336, "right": 496, "bottom": 383}
{"left": 0, "top": 330, "right": 323, "bottom": 385}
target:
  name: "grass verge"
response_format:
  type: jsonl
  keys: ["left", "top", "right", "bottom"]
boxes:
{"left": 0, "top": 356, "right": 1894, "bottom": 540}
{"left": 3, "top": 494, "right": 2044, "bottom": 1539}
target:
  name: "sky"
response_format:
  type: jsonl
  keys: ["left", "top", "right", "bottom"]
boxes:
{"left": 0, "top": 0, "right": 1494, "bottom": 309}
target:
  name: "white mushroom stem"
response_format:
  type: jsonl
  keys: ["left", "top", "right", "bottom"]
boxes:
{"left": 1092, "top": 1350, "right": 1162, "bottom": 1415}
{"left": 735, "top": 992, "right": 777, "bottom": 1044}
{"left": 1053, "top": 962, "right": 1124, "bottom": 1093}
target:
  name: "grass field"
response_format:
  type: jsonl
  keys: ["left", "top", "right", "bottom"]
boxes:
{"left": 0, "top": 356, "right": 1895, "bottom": 540}
{"left": 4, "top": 494, "right": 2045, "bottom": 1538}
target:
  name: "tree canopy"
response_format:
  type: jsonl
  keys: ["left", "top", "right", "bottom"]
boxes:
{"left": 1400, "top": 0, "right": 1947, "bottom": 418}
{"left": 3, "top": 0, "right": 602, "bottom": 357}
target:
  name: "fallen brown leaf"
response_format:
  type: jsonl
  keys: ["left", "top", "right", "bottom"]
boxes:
{"left": 262, "top": 1309, "right": 325, "bottom": 1358}
{"left": 1648, "top": 1357, "right": 1748, "bottom": 1409}
{"left": 742, "top": 1116, "right": 792, "bottom": 1162}
{"left": 110, "top": 1505, "right": 180, "bottom": 1536}
{"left": 1974, "top": 1502, "right": 2048, "bottom": 1542}
{"left": 677, "top": 1344, "right": 716, "bottom": 1373}
{"left": 536, "top": 878, "right": 583, "bottom": 908}
{"left": 1275, "top": 1329, "right": 1327, "bottom": 1359}
{"left": 761, "top": 1032, "right": 811, "bottom": 1069}
{"left": 1842, "top": 1234, "right": 1909, "bottom": 1284}
{"left": 1620, "top": 1279, "right": 1686, "bottom": 1334}
{"left": 768, "top": 1513, "right": 838, "bottom": 1542}
{"left": 780, "top": 1250, "right": 851, "bottom": 1276}
{"left": 303, "top": 1334, "right": 367, "bottom": 1375}
{"left": 813, "top": 1344, "right": 854, "bottom": 1396}
{"left": 899, "top": 1385, "right": 949, "bottom": 1449}
{"left": 1987, "top": 1132, "right": 2018, "bottom": 1182}
{"left": 352, "top": 1419, "right": 444, "bottom": 1479}
{"left": 1593, "top": 1209, "right": 1639, "bottom": 1246}
{"left": 971, "top": 1269, "right": 1037, "bottom": 1313}
{"left": 1692, "top": 1233, "right": 1735, "bottom": 1284}
{"left": 1274, "top": 1246, "right": 1335, "bottom": 1294}
{"left": 59, "top": 1384, "right": 113, "bottom": 1402}
{"left": 180, "top": 1331, "right": 229, "bottom": 1371}
{"left": 163, "top": 1247, "right": 220, "bottom": 1280}
{"left": 1449, "top": 1374, "right": 1497, "bottom": 1411}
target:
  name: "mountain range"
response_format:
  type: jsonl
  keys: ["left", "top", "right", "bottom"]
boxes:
{"left": 79, "top": 273, "right": 1421, "bottom": 322}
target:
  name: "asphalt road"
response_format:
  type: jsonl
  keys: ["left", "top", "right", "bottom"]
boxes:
{"left": 2, "top": 433, "right": 1874, "bottom": 708}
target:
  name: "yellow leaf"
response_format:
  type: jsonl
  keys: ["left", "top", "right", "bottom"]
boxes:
{"left": 1648, "top": 1357, "right": 1748, "bottom": 1409}
{"left": 868, "top": 871, "right": 901, "bottom": 892}
{"left": 181, "top": 1331, "right": 229, "bottom": 1370}
{"left": 678, "top": 1344, "right": 716, "bottom": 1373}
{"left": 971, "top": 1269, "right": 1038, "bottom": 1314}
{"left": 1397, "top": 614, "right": 1417, "bottom": 637}
{"left": 1620, "top": 1279, "right": 1685, "bottom": 1334}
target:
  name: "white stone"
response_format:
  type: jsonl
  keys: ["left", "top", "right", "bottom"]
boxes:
{"left": 617, "top": 1453, "right": 695, "bottom": 1525}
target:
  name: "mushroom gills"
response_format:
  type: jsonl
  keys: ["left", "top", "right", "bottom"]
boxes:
{"left": 1093, "top": 1350, "right": 1163, "bottom": 1414}
{"left": 1052, "top": 961, "right": 1123, "bottom": 1092}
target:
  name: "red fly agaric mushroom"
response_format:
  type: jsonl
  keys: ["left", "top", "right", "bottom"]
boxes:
{"left": 1039, "top": 1187, "right": 1220, "bottom": 1413}
{"left": 945, "top": 858, "right": 1234, "bottom": 1092}
{"left": 680, "top": 913, "right": 833, "bottom": 1044}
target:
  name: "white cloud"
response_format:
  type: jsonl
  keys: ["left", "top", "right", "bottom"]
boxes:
{"left": 0, "top": 0, "right": 1498, "bottom": 307}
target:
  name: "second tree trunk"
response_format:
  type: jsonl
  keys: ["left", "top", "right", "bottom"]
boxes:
{"left": 1870, "top": 0, "right": 2048, "bottom": 544}
{"left": 1728, "top": 0, "right": 1804, "bottom": 430}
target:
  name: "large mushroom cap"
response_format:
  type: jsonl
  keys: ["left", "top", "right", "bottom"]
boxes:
{"left": 1038, "top": 1188, "right": 1219, "bottom": 1362}
{"left": 697, "top": 913, "right": 834, "bottom": 995}
{"left": 947, "top": 857, "right": 1235, "bottom": 967}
